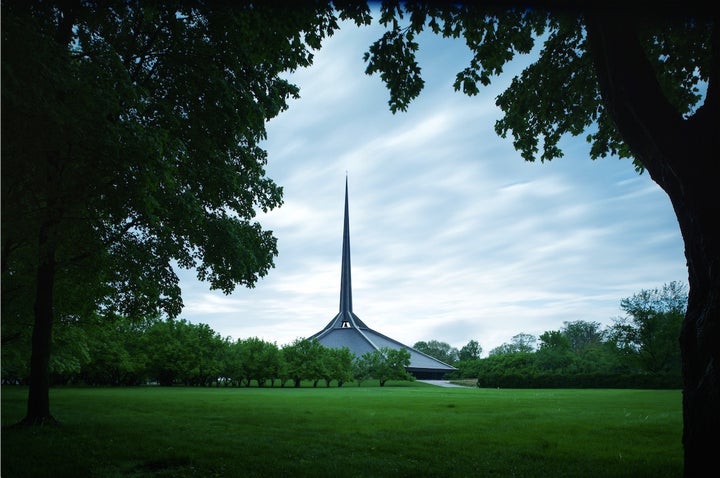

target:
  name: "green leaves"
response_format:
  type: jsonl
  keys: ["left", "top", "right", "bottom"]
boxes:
{"left": 361, "top": 3, "right": 711, "bottom": 167}
{"left": 611, "top": 281, "right": 686, "bottom": 374}
{"left": 364, "top": 27, "right": 424, "bottom": 113}
{"left": 494, "top": 15, "right": 599, "bottom": 162}
{"left": 1, "top": 2, "right": 354, "bottom": 326}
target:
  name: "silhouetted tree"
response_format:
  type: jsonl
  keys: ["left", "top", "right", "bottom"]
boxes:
{"left": 2, "top": 1, "right": 364, "bottom": 424}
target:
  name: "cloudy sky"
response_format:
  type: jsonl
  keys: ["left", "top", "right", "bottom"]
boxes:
{"left": 176, "top": 16, "right": 686, "bottom": 356}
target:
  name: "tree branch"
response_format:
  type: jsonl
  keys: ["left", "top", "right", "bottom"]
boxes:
{"left": 583, "top": 10, "right": 686, "bottom": 189}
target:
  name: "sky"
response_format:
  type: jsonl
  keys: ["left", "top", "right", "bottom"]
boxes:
{"left": 175, "top": 16, "right": 687, "bottom": 357}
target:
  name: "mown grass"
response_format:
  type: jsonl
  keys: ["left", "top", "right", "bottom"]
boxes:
{"left": 1, "top": 383, "right": 682, "bottom": 477}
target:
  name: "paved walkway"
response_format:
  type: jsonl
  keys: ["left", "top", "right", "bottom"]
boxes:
{"left": 417, "top": 380, "right": 469, "bottom": 388}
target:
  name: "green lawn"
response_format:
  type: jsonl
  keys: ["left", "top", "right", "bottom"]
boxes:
{"left": 1, "top": 384, "right": 682, "bottom": 477}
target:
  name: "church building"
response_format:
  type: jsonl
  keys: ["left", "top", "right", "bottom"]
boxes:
{"left": 309, "top": 177, "right": 457, "bottom": 380}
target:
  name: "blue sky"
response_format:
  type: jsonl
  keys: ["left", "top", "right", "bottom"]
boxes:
{"left": 176, "top": 17, "right": 686, "bottom": 356}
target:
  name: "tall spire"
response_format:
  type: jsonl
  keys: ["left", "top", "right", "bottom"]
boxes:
{"left": 314, "top": 175, "right": 369, "bottom": 332}
{"left": 339, "top": 175, "right": 353, "bottom": 314}
{"left": 309, "top": 176, "right": 458, "bottom": 379}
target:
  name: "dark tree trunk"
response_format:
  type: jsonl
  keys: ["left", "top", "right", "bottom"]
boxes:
{"left": 585, "top": 11, "right": 720, "bottom": 477}
{"left": 23, "top": 222, "right": 57, "bottom": 425}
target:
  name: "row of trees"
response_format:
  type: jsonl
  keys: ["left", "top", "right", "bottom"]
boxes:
{"left": 2, "top": 281, "right": 684, "bottom": 389}
{"left": 1, "top": 317, "right": 412, "bottom": 388}
{"left": 422, "top": 282, "right": 685, "bottom": 388}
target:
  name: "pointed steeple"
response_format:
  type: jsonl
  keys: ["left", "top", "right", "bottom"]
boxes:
{"left": 309, "top": 176, "right": 457, "bottom": 379}
{"left": 315, "top": 176, "right": 368, "bottom": 331}
{"left": 339, "top": 175, "right": 353, "bottom": 315}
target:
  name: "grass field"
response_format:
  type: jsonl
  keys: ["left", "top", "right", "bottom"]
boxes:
{"left": 1, "top": 383, "right": 682, "bottom": 477}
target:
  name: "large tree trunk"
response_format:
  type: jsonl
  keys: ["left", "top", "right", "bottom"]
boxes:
{"left": 23, "top": 221, "right": 57, "bottom": 425}
{"left": 585, "top": 11, "right": 720, "bottom": 477}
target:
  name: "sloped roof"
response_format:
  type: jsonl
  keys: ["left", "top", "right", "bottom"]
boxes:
{"left": 309, "top": 177, "right": 456, "bottom": 376}
{"left": 311, "top": 324, "right": 456, "bottom": 373}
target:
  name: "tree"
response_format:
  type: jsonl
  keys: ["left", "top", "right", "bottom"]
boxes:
{"left": 536, "top": 330, "right": 573, "bottom": 372}
{"left": 282, "top": 338, "right": 325, "bottom": 388}
{"left": 143, "top": 319, "right": 188, "bottom": 386}
{"left": 79, "top": 315, "right": 149, "bottom": 386}
{"left": 561, "top": 321, "right": 605, "bottom": 355}
{"left": 475, "top": 351, "right": 537, "bottom": 388}
{"left": 237, "top": 337, "right": 280, "bottom": 387}
{"left": 322, "top": 346, "right": 354, "bottom": 387}
{"left": 352, "top": 351, "right": 374, "bottom": 386}
{"left": 459, "top": 339, "right": 482, "bottom": 361}
{"left": 184, "top": 323, "right": 228, "bottom": 387}
{"left": 490, "top": 333, "right": 537, "bottom": 356}
{"left": 359, "top": 4, "right": 717, "bottom": 473}
{"left": 1, "top": 1, "right": 370, "bottom": 424}
{"left": 224, "top": 339, "right": 246, "bottom": 388}
{"left": 372, "top": 347, "right": 413, "bottom": 387}
{"left": 610, "top": 281, "right": 687, "bottom": 374}
{"left": 276, "top": 348, "right": 292, "bottom": 388}
{"left": 412, "top": 340, "right": 459, "bottom": 365}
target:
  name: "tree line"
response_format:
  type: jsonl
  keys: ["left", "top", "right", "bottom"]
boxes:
{"left": 1, "top": 315, "right": 413, "bottom": 388}
{"left": 2, "top": 281, "right": 684, "bottom": 389}
{"left": 419, "top": 281, "right": 685, "bottom": 389}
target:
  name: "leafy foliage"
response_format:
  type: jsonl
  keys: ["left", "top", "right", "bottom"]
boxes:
{"left": 0, "top": 283, "right": 684, "bottom": 390}
{"left": 1, "top": 0, "right": 374, "bottom": 420}
{"left": 459, "top": 339, "right": 482, "bottom": 361}
{"left": 609, "top": 281, "right": 686, "bottom": 374}
{"left": 361, "top": 3, "right": 712, "bottom": 172}
{"left": 356, "top": 347, "right": 413, "bottom": 386}
{"left": 489, "top": 333, "right": 537, "bottom": 356}
{"left": 412, "top": 339, "right": 459, "bottom": 364}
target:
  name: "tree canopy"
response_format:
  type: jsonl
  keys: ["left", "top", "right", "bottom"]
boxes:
{"left": 611, "top": 281, "right": 687, "bottom": 374}
{"left": 1, "top": 1, "right": 370, "bottom": 423}
{"left": 413, "top": 339, "right": 459, "bottom": 364}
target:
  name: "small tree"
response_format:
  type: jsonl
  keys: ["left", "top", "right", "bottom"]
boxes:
{"left": 489, "top": 333, "right": 537, "bottom": 356}
{"left": 276, "top": 349, "right": 291, "bottom": 388}
{"left": 610, "top": 282, "right": 687, "bottom": 374}
{"left": 322, "top": 347, "right": 354, "bottom": 387}
{"left": 459, "top": 340, "right": 482, "bottom": 361}
{"left": 80, "top": 315, "right": 150, "bottom": 386}
{"left": 561, "top": 321, "right": 605, "bottom": 356}
{"left": 282, "top": 338, "right": 324, "bottom": 388}
{"left": 237, "top": 337, "right": 279, "bottom": 387}
{"left": 412, "top": 340, "right": 459, "bottom": 365}
{"left": 352, "top": 352, "right": 374, "bottom": 387}
{"left": 374, "top": 347, "right": 413, "bottom": 387}
{"left": 535, "top": 331, "right": 573, "bottom": 372}
{"left": 144, "top": 319, "right": 188, "bottom": 386}
{"left": 223, "top": 339, "right": 245, "bottom": 387}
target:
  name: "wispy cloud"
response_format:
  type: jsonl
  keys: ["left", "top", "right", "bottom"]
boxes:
{"left": 177, "top": 18, "right": 686, "bottom": 356}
